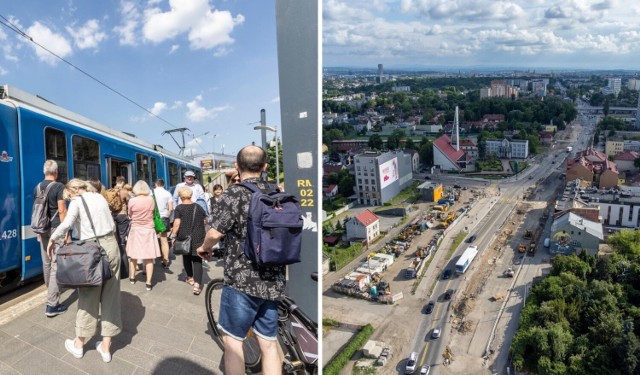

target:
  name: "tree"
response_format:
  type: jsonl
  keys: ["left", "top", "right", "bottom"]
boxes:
{"left": 387, "top": 129, "right": 405, "bottom": 150}
{"left": 337, "top": 169, "right": 355, "bottom": 197}
{"left": 368, "top": 134, "right": 383, "bottom": 150}
{"left": 603, "top": 98, "right": 610, "bottom": 117}
{"left": 418, "top": 142, "right": 433, "bottom": 167}
{"left": 405, "top": 138, "right": 416, "bottom": 150}
{"left": 266, "top": 138, "right": 283, "bottom": 183}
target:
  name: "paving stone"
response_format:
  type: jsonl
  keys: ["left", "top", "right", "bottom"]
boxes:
{"left": 0, "top": 337, "right": 33, "bottom": 366}
{"left": 11, "top": 347, "right": 86, "bottom": 375}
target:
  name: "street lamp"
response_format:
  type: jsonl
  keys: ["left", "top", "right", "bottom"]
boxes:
{"left": 253, "top": 125, "right": 279, "bottom": 186}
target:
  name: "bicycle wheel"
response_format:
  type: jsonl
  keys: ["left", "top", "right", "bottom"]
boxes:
{"left": 204, "top": 278, "right": 262, "bottom": 372}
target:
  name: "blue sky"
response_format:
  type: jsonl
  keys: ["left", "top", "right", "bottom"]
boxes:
{"left": 0, "top": 0, "right": 282, "bottom": 157}
{"left": 323, "top": 0, "right": 640, "bottom": 70}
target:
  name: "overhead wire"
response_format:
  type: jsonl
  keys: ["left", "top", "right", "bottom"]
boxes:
{"left": 0, "top": 14, "right": 182, "bottom": 132}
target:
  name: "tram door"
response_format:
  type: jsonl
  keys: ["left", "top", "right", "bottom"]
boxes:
{"left": 105, "top": 158, "right": 133, "bottom": 188}
{"left": 0, "top": 106, "right": 21, "bottom": 278}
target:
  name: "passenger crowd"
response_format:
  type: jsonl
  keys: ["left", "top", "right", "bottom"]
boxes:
{"left": 36, "top": 146, "right": 286, "bottom": 374}
{"left": 35, "top": 160, "right": 234, "bottom": 363}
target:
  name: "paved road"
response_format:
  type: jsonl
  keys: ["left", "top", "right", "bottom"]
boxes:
{"left": 0, "top": 259, "right": 226, "bottom": 374}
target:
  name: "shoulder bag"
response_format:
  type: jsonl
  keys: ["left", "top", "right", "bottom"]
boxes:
{"left": 152, "top": 194, "right": 167, "bottom": 233}
{"left": 56, "top": 196, "right": 113, "bottom": 288}
{"left": 172, "top": 204, "right": 197, "bottom": 256}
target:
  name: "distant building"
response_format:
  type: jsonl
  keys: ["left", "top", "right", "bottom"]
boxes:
{"left": 613, "top": 151, "right": 640, "bottom": 172}
{"left": 566, "top": 148, "right": 619, "bottom": 189}
{"left": 391, "top": 86, "right": 411, "bottom": 92}
{"left": 376, "top": 64, "right": 385, "bottom": 84}
{"left": 608, "top": 78, "right": 622, "bottom": 96}
{"left": 354, "top": 150, "right": 413, "bottom": 205}
{"left": 485, "top": 138, "right": 529, "bottom": 159}
{"left": 531, "top": 79, "right": 548, "bottom": 97}
{"left": 479, "top": 80, "right": 519, "bottom": 98}
{"left": 628, "top": 78, "right": 640, "bottom": 91}
{"left": 605, "top": 138, "right": 625, "bottom": 157}
{"left": 345, "top": 209, "right": 380, "bottom": 244}
{"left": 549, "top": 212, "right": 603, "bottom": 256}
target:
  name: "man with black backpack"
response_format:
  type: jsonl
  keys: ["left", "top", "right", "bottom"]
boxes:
{"left": 32, "top": 160, "right": 68, "bottom": 317}
{"left": 198, "top": 145, "right": 299, "bottom": 375}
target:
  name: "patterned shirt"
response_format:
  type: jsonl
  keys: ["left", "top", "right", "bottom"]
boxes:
{"left": 209, "top": 178, "right": 286, "bottom": 301}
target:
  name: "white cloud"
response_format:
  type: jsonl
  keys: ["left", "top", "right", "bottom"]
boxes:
{"left": 150, "top": 102, "right": 168, "bottom": 116}
{"left": 114, "top": 0, "right": 141, "bottom": 46}
{"left": 0, "top": 66, "right": 8, "bottom": 75}
{"left": 142, "top": 0, "right": 244, "bottom": 50}
{"left": 169, "top": 44, "right": 180, "bottom": 54}
{"left": 186, "top": 95, "right": 231, "bottom": 122}
{"left": 66, "top": 19, "right": 107, "bottom": 49}
{"left": 270, "top": 96, "right": 280, "bottom": 103}
{"left": 26, "top": 22, "right": 73, "bottom": 65}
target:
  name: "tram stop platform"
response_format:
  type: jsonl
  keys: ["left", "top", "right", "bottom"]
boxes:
{"left": 0, "top": 259, "right": 225, "bottom": 374}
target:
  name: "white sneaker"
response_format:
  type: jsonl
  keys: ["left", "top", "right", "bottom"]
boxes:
{"left": 95, "top": 341, "right": 112, "bottom": 363}
{"left": 65, "top": 339, "right": 83, "bottom": 359}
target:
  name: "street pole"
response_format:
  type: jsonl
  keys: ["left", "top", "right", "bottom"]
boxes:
{"left": 274, "top": 128, "right": 280, "bottom": 187}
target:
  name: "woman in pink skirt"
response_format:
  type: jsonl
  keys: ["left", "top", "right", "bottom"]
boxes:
{"left": 126, "top": 180, "right": 160, "bottom": 290}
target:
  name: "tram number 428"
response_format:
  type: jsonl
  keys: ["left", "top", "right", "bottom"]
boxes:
{"left": 1, "top": 229, "right": 18, "bottom": 240}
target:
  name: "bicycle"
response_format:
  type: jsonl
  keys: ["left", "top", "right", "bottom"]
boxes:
{"left": 205, "top": 274, "right": 318, "bottom": 374}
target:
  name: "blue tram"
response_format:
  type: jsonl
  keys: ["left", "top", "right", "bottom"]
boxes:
{"left": 0, "top": 85, "right": 201, "bottom": 289}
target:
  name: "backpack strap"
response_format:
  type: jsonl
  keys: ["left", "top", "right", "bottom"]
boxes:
{"left": 239, "top": 181, "right": 278, "bottom": 194}
{"left": 42, "top": 181, "right": 60, "bottom": 220}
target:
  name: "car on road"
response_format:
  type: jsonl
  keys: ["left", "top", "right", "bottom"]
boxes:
{"left": 528, "top": 175, "right": 533, "bottom": 180}
{"left": 453, "top": 184, "right": 462, "bottom": 189}
{"left": 420, "top": 365, "right": 431, "bottom": 375}
{"left": 424, "top": 176, "right": 431, "bottom": 180}
{"left": 442, "top": 268, "right": 452, "bottom": 279}
{"left": 405, "top": 352, "right": 418, "bottom": 374}
{"left": 424, "top": 301, "right": 435, "bottom": 314}
{"left": 467, "top": 234, "right": 476, "bottom": 243}
{"left": 444, "top": 288, "right": 455, "bottom": 300}
{"left": 431, "top": 328, "right": 441, "bottom": 339}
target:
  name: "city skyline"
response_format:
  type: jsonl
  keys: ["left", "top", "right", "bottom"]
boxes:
{"left": 0, "top": 1, "right": 282, "bottom": 157}
{"left": 323, "top": 0, "right": 640, "bottom": 71}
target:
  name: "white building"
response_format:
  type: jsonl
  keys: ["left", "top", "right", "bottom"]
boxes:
{"left": 608, "top": 78, "right": 622, "bottom": 96}
{"left": 485, "top": 139, "right": 529, "bottom": 159}
{"left": 345, "top": 209, "right": 380, "bottom": 244}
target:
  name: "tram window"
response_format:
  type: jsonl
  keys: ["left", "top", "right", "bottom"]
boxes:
{"left": 150, "top": 157, "right": 158, "bottom": 184}
{"left": 168, "top": 161, "right": 179, "bottom": 188}
{"left": 44, "top": 128, "right": 68, "bottom": 183}
{"left": 136, "top": 154, "right": 150, "bottom": 184}
{"left": 72, "top": 135, "right": 100, "bottom": 180}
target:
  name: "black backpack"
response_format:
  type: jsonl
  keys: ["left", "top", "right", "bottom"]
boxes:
{"left": 31, "top": 182, "right": 59, "bottom": 234}
{"left": 240, "top": 182, "right": 303, "bottom": 267}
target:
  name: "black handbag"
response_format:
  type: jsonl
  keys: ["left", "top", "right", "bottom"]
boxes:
{"left": 172, "top": 205, "right": 197, "bottom": 256}
{"left": 56, "top": 196, "right": 113, "bottom": 288}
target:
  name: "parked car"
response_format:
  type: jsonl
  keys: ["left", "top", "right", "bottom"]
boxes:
{"left": 424, "top": 301, "right": 435, "bottom": 314}
{"left": 453, "top": 184, "right": 462, "bottom": 189}
{"left": 431, "top": 328, "right": 441, "bottom": 339}
{"left": 420, "top": 365, "right": 431, "bottom": 375}
{"left": 442, "top": 268, "right": 452, "bottom": 279}
{"left": 467, "top": 234, "right": 476, "bottom": 243}
{"left": 424, "top": 176, "right": 431, "bottom": 180}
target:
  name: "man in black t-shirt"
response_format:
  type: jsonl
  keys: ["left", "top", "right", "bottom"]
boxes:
{"left": 198, "top": 145, "right": 285, "bottom": 374}
{"left": 34, "top": 160, "right": 68, "bottom": 317}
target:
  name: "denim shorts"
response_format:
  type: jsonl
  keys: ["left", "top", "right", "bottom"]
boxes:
{"left": 217, "top": 286, "right": 279, "bottom": 341}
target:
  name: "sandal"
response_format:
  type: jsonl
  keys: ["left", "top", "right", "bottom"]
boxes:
{"left": 129, "top": 278, "right": 136, "bottom": 284}
{"left": 185, "top": 277, "right": 195, "bottom": 286}
{"left": 193, "top": 283, "right": 201, "bottom": 295}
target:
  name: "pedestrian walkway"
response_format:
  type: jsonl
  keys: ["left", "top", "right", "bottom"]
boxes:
{"left": 0, "top": 259, "right": 225, "bottom": 374}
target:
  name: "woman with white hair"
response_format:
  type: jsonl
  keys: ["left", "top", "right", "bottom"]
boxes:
{"left": 48, "top": 178, "right": 121, "bottom": 363}
{"left": 126, "top": 180, "right": 161, "bottom": 290}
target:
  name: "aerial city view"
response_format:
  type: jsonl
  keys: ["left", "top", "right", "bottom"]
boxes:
{"left": 322, "top": 1, "right": 640, "bottom": 375}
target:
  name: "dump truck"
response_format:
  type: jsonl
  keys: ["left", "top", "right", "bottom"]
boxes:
{"left": 405, "top": 258, "right": 422, "bottom": 279}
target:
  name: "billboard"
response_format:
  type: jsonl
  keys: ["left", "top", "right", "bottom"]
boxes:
{"left": 379, "top": 157, "right": 399, "bottom": 189}
{"left": 200, "top": 159, "right": 214, "bottom": 171}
